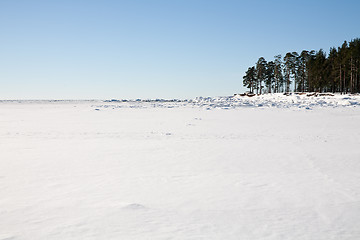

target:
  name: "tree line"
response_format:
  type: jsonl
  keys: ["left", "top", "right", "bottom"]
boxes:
{"left": 243, "top": 38, "right": 360, "bottom": 94}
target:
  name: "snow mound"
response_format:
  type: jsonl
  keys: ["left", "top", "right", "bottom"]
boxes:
{"left": 122, "top": 203, "right": 147, "bottom": 210}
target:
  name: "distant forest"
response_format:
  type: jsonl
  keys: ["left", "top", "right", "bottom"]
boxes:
{"left": 243, "top": 38, "right": 360, "bottom": 94}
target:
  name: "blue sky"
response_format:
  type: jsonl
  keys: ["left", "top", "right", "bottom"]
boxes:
{"left": 1, "top": 0, "right": 359, "bottom": 99}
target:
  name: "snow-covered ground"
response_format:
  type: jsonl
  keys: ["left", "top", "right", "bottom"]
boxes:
{"left": 1, "top": 94, "right": 360, "bottom": 239}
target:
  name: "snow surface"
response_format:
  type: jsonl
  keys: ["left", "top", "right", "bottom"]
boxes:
{"left": 1, "top": 94, "right": 360, "bottom": 239}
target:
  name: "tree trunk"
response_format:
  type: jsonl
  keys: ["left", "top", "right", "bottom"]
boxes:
{"left": 344, "top": 68, "right": 346, "bottom": 93}
{"left": 340, "top": 64, "right": 342, "bottom": 94}
{"left": 351, "top": 57, "right": 353, "bottom": 93}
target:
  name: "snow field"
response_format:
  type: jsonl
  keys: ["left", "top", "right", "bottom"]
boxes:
{"left": 1, "top": 98, "right": 360, "bottom": 239}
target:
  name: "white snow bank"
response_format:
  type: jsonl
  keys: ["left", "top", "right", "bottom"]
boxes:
{"left": 79, "top": 93, "right": 360, "bottom": 110}
{"left": 194, "top": 93, "right": 360, "bottom": 109}
{"left": 2, "top": 93, "right": 359, "bottom": 110}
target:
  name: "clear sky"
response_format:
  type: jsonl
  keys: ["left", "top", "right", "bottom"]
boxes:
{"left": 1, "top": 0, "right": 359, "bottom": 99}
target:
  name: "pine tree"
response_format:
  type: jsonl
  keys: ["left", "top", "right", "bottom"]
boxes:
{"left": 328, "top": 47, "right": 338, "bottom": 92}
{"left": 283, "top": 52, "right": 295, "bottom": 92}
{"left": 298, "top": 50, "right": 311, "bottom": 92}
{"left": 274, "top": 55, "right": 283, "bottom": 93}
{"left": 243, "top": 66, "right": 256, "bottom": 93}
{"left": 266, "top": 61, "right": 275, "bottom": 93}
{"left": 255, "top": 57, "right": 267, "bottom": 94}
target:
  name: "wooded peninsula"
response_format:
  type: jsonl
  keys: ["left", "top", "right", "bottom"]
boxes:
{"left": 243, "top": 38, "right": 360, "bottom": 94}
